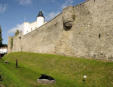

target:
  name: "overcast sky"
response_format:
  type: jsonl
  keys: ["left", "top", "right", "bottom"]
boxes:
{"left": 0, "top": 0, "right": 85, "bottom": 44}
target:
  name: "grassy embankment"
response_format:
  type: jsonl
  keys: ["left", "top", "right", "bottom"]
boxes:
{"left": 0, "top": 52, "right": 113, "bottom": 87}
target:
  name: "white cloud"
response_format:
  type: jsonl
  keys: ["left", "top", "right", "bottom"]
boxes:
{"left": 0, "top": 4, "right": 7, "bottom": 13}
{"left": 8, "top": 23, "right": 24, "bottom": 34}
{"left": 18, "top": 0, "right": 32, "bottom": 5}
{"left": 47, "top": 11, "right": 59, "bottom": 21}
{"left": 61, "top": 0, "right": 74, "bottom": 9}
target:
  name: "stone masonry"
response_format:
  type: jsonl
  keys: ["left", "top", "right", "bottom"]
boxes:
{"left": 8, "top": 0, "right": 113, "bottom": 61}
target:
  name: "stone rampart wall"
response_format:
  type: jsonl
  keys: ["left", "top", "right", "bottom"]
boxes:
{"left": 8, "top": 0, "right": 113, "bottom": 61}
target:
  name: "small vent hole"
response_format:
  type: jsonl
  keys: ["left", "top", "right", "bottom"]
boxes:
{"left": 99, "top": 34, "right": 101, "bottom": 38}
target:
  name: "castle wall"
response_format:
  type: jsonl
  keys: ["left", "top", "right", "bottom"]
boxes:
{"left": 8, "top": 0, "right": 113, "bottom": 61}
{"left": 9, "top": 13, "right": 63, "bottom": 53}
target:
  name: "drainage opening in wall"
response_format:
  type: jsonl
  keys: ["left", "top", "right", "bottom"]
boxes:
{"left": 99, "top": 33, "right": 101, "bottom": 38}
{"left": 63, "top": 22, "right": 72, "bottom": 31}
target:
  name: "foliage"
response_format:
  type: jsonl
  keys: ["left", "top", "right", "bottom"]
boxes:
{"left": 10, "top": 38, "right": 13, "bottom": 49}
{"left": 15, "top": 30, "right": 19, "bottom": 36}
{"left": 0, "top": 52, "right": 113, "bottom": 87}
{"left": 0, "top": 26, "right": 3, "bottom": 46}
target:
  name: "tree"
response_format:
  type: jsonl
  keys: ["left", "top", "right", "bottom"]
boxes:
{"left": 15, "top": 30, "right": 19, "bottom": 36}
{"left": 0, "top": 26, "right": 2, "bottom": 46}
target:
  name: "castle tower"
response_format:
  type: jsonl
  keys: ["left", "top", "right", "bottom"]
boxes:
{"left": 37, "top": 11, "right": 45, "bottom": 28}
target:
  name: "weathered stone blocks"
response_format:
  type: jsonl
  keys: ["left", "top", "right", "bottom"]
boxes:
{"left": 8, "top": 0, "right": 113, "bottom": 61}
{"left": 62, "top": 6, "right": 75, "bottom": 30}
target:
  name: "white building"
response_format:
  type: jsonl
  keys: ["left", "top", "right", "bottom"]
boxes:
{"left": 0, "top": 46, "right": 7, "bottom": 54}
{"left": 23, "top": 11, "right": 45, "bottom": 35}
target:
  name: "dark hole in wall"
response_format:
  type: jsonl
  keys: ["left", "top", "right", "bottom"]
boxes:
{"left": 100, "top": 53, "right": 103, "bottom": 56}
{"left": 99, "top": 34, "right": 101, "bottom": 38}
{"left": 63, "top": 22, "right": 72, "bottom": 31}
{"left": 19, "top": 36, "right": 21, "bottom": 39}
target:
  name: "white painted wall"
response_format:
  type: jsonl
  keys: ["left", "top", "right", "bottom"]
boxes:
{"left": 0, "top": 48, "right": 7, "bottom": 54}
{"left": 37, "top": 16, "right": 45, "bottom": 27}
{"left": 23, "top": 16, "right": 45, "bottom": 35}
{"left": 30, "top": 22, "right": 37, "bottom": 31}
{"left": 23, "top": 22, "right": 31, "bottom": 35}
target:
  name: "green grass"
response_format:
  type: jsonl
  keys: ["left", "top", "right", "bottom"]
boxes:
{"left": 0, "top": 52, "right": 113, "bottom": 87}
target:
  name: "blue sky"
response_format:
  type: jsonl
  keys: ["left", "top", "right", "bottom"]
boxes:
{"left": 0, "top": 0, "right": 85, "bottom": 44}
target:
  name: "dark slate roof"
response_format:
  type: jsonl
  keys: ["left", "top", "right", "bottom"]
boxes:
{"left": 37, "top": 11, "right": 44, "bottom": 17}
